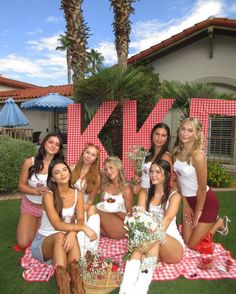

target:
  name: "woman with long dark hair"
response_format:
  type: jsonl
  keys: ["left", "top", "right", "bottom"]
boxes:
{"left": 31, "top": 159, "right": 97, "bottom": 293}
{"left": 15, "top": 133, "right": 64, "bottom": 252}
{"left": 120, "top": 159, "right": 184, "bottom": 294}
{"left": 134, "top": 123, "right": 173, "bottom": 194}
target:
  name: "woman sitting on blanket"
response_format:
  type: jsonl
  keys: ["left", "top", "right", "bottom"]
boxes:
{"left": 15, "top": 133, "right": 64, "bottom": 252}
{"left": 120, "top": 159, "right": 184, "bottom": 294}
{"left": 97, "top": 156, "right": 134, "bottom": 240}
{"left": 71, "top": 143, "right": 101, "bottom": 255}
{"left": 173, "top": 117, "right": 230, "bottom": 251}
{"left": 31, "top": 159, "right": 97, "bottom": 294}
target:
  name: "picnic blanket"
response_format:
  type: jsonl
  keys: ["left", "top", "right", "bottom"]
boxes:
{"left": 21, "top": 237, "right": 236, "bottom": 282}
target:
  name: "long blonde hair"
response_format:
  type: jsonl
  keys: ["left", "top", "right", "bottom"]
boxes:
{"left": 71, "top": 143, "right": 101, "bottom": 193}
{"left": 173, "top": 117, "right": 203, "bottom": 163}
{"left": 101, "top": 156, "right": 126, "bottom": 196}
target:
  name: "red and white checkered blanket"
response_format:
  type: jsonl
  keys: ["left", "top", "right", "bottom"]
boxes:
{"left": 21, "top": 238, "right": 236, "bottom": 282}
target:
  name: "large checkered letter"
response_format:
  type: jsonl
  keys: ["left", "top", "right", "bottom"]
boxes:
{"left": 190, "top": 98, "right": 236, "bottom": 150}
{"left": 67, "top": 101, "right": 118, "bottom": 164}
{"left": 123, "top": 99, "right": 175, "bottom": 178}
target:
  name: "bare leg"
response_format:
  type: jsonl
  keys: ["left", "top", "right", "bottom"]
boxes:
{"left": 16, "top": 213, "right": 39, "bottom": 248}
{"left": 159, "top": 235, "right": 184, "bottom": 263}
{"left": 188, "top": 223, "right": 213, "bottom": 249}
{"left": 98, "top": 210, "right": 126, "bottom": 239}
{"left": 41, "top": 232, "right": 68, "bottom": 267}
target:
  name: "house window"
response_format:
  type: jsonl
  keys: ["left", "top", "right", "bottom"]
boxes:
{"left": 207, "top": 116, "right": 234, "bottom": 160}
{"left": 57, "top": 112, "right": 67, "bottom": 133}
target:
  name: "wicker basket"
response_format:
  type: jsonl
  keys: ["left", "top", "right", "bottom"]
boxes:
{"left": 83, "top": 264, "right": 122, "bottom": 294}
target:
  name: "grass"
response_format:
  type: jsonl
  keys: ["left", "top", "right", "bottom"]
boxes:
{"left": 0, "top": 191, "right": 235, "bottom": 294}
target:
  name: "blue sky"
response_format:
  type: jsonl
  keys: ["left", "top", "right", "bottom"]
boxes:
{"left": 0, "top": 0, "right": 235, "bottom": 86}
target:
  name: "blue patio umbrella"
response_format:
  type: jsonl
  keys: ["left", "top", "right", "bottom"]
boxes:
{"left": 0, "top": 97, "right": 29, "bottom": 127}
{"left": 21, "top": 93, "right": 74, "bottom": 111}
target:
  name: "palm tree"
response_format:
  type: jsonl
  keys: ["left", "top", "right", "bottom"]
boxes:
{"left": 61, "top": 0, "right": 89, "bottom": 81}
{"left": 75, "top": 65, "right": 160, "bottom": 156}
{"left": 161, "top": 80, "right": 234, "bottom": 120}
{"left": 56, "top": 34, "right": 72, "bottom": 84}
{"left": 85, "top": 49, "right": 105, "bottom": 76}
{"left": 110, "top": 0, "right": 136, "bottom": 67}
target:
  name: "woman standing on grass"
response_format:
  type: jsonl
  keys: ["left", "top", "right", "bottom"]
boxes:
{"left": 134, "top": 123, "right": 173, "bottom": 194}
{"left": 98, "top": 156, "right": 134, "bottom": 240}
{"left": 15, "top": 133, "right": 64, "bottom": 251}
{"left": 173, "top": 117, "right": 230, "bottom": 250}
{"left": 71, "top": 143, "right": 101, "bottom": 255}
{"left": 120, "top": 159, "right": 184, "bottom": 294}
{"left": 31, "top": 159, "right": 97, "bottom": 293}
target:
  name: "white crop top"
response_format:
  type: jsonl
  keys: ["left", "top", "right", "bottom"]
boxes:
{"left": 26, "top": 157, "right": 48, "bottom": 204}
{"left": 38, "top": 190, "right": 78, "bottom": 236}
{"left": 173, "top": 159, "right": 209, "bottom": 197}
{"left": 74, "top": 179, "right": 89, "bottom": 203}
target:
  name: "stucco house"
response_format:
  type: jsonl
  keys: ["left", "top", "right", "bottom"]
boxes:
{"left": 0, "top": 76, "right": 72, "bottom": 140}
{"left": 128, "top": 17, "right": 236, "bottom": 165}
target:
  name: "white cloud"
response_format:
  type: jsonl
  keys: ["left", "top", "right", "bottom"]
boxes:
{"left": 27, "top": 33, "right": 61, "bottom": 52}
{"left": 130, "top": 0, "right": 226, "bottom": 54}
{"left": 232, "top": 4, "right": 236, "bottom": 12}
{"left": 0, "top": 53, "right": 66, "bottom": 80}
{"left": 27, "top": 29, "right": 43, "bottom": 36}
{"left": 44, "top": 16, "right": 63, "bottom": 24}
{"left": 94, "top": 41, "right": 117, "bottom": 65}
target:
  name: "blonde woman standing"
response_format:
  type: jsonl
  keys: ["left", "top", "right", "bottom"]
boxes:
{"left": 173, "top": 117, "right": 230, "bottom": 250}
{"left": 98, "top": 156, "right": 134, "bottom": 240}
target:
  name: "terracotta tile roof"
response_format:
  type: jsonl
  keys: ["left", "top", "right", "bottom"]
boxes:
{"left": 0, "top": 76, "right": 38, "bottom": 89}
{"left": 0, "top": 84, "right": 73, "bottom": 102}
{"left": 128, "top": 18, "right": 236, "bottom": 64}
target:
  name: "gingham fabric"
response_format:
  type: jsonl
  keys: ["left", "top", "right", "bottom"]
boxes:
{"left": 20, "top": 247, "right": 55, "bottom": 282}
{"left": 21, "top": 238, "right": 236, "bottom": 282}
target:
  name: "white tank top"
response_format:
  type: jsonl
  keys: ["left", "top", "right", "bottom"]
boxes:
{"left": 173, "top": 159, "right": 209, "bottom": 197}
{"left": 26, "top": 157, "right": 48, "bottom": 204}
{"left": 74, "top": 179, "right": 89, "bottom": 203}
{"left": 38, "top": 190, "right": 78, "bottom": 236}
{"left": 104, "top": 191, "right": 126, "bottom": 212}
{"left": 140, "top": 161, "right": 152, "bottom": 189}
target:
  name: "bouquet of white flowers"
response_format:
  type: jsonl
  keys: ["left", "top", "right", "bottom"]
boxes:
{"left": 127, "top": 145, "right": 149, "bottom": 177}
{"left": 123, "top": 206, "right": 166, "bottom": 260}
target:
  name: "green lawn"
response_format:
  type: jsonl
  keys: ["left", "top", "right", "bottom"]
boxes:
{"left": 0, "top": 192, "right": 235, "bottom": 294}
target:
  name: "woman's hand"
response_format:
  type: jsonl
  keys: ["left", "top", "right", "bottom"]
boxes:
{"left": 83, "top": 226, "right": 97, "bottom": 242}
{"left": 192, "top": 209, "right": 202, "bottom": 228}
{"left": 61, "top": 232, "right": 76, "bottom": 252}
{"left": 183, "top": 205, "right": 193, "bottom": 225}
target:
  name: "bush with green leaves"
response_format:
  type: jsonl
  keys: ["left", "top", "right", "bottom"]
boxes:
{"left": 0, "top": 136, "right": 37, "bottom": 192}
{"left": 207, "top": 161, "right": 234, "bottom": 188}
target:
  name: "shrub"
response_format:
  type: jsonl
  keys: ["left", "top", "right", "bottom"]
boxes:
{"left": 207, "top": 161, "right": 234, "bottom": 188}
{"left": 0, "top": 136, "right": 37, "bottom": 192}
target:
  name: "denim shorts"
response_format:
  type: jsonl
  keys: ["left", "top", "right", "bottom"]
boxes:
{"left": 31, "top": 232, "right": 52, "bottom": 265}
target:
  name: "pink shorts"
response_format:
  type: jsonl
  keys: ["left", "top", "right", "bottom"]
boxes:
{"left": 20, "top": 196, "right": 42, "bottom": 218}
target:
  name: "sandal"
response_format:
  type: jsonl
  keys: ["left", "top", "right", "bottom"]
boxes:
{"left": 217, "top": 216, "right": 231, "bottom": 236}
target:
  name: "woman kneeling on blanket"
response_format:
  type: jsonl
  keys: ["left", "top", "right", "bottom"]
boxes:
{"left": 120, "top": 159, "right": 184, "bottom": 294}
{"left": 31, "top": 159, "right": 97, "bottom": 294}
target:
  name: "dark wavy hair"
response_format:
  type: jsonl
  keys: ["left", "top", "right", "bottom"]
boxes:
{"left": 145, "top": 123, "right": 171, "bottom": 163}
{"left": 47, "top": 159, "right": 72, "bottom": 218}
{"left": 147, "top": 159, "right": 171, "bottom": 212}
{"left": 29, "top": 133, "right": 64, "bottom": 179}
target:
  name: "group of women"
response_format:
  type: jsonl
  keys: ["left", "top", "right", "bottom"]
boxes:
{"left": 14, "top": 117, "right": 230, "bottom": 294}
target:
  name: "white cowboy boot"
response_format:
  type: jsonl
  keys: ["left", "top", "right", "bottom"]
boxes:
{"left": 133, "top": 256, "right": 157, "bottom": 294}
{"left": 86, "top": 214, "right": 100, "bottom": 252}
{"left": 119, "top": 259, "right": 141, "bottom": 294}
